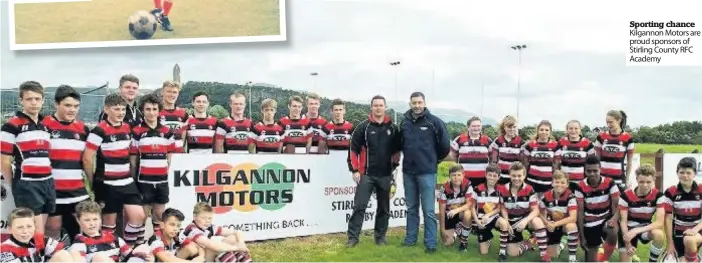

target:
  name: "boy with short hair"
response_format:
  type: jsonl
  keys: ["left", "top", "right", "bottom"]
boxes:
{"left": 70, "top": 200, "right": 153, "bottom": 263}
{"left": 471, "top": 163, "right": 511, "bottom": 259}
{"left": 538, "top": 170, "right": 578, "bottom": 262}
{"left": 0, "top": 207, "right": 76, "bottom": 263}
{"left": 661, "top": 157, "right": 702, "bottom": 262}
{"left": 498, "top": 162, "right": 550, "bottom": 262}
{"left": 438, "top": 163, "right": 473, "bottom": 252}
{"left": 182, "top": 203, "right": 251, "bottom": 262}
{"left": 147, "top": 208, "right": 206, "bottom": 262}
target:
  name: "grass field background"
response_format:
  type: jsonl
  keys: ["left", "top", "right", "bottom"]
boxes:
{"left": 12, "top": 0, "right": 281, "bottom": 44}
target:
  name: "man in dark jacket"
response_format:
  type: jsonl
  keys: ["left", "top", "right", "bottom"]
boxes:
{"left": 399, "top": 92, "right": 450, "bottom": 253}
{"left": 98, "top": 74, "right": 143, "bottom": 127}
{"left": 346, "top": 95, "right": 402, "bottom": 247}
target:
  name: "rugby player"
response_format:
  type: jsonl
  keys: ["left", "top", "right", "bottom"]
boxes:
{"left": 522, "top": 120, "right": 558, "bottom": 195}
{"left": 490, "top": 115, "right": 525, "bottom": 185}
{"left": 555, "top": 120, "right": 595, "bottom": 187}
{"left": 323, "top": 99, "right": 354, "bottom": 152}
{"left": 251, "top": 98, "right": 284, "bottom": 153}
{"left": 447, "top": 116, "right": 492, "bottom": 187}
{"left": 594, "top": 110, "right": 635, "bottom": 190}
{"left": 661, "top": 157, "right": 702, "bottom": 262}
{"left": 0, "top": 207, "right": 76, "bottom": 263}
{"left": 1, "top": 81, "right": 53, "bottom": 235}
{"left": 159, "top": 80, "right": 188, "bottom": 153}
{"left": 538, "top": 171, "right": 578, "bottom": 263}
{"left": 83, "top": 93, "right": 146, "bottom": 245}
{"left": 182, "top": 203, "right": 251, "bottom": 262}
{"left": 216, "top": 92, "right": 255, "bottom": 154}
{"left": 438, "top": 163, "right": 473, "bottom": 251}
{"left": 618, "top": 164, "right": 665, "bottom": 263}
{"left": 305, "top": 93, "right": 328, "bottom": 154}
{"left": 42, "top": 85, "right": 91, "bottom": 244}
{"left": 184, "top": 92, "right": 218, "bottom": 154}
{"left": 150, "top": 0, "right": 174, "bottom": 31}
{"left": 280, "top": 95, "right": 311, "bottom": 154}
{"left": 574, "top": 155, "right": 619, "bottom": 262}
{"left": 470, "top": 164, "right": 511, "bottom": 258}
{"left": 99, "top": 75, "right": 142, "bottom": 127}
{"left": 147, "top": 208, "right": 206, "bottom": 262}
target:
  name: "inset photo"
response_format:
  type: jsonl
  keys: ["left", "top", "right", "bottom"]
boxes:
{"left": 9, "top": 0, "right": 286, "bottom": 50}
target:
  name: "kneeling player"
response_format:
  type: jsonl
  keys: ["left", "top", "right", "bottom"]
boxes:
{"left": 438, "top": 163, "right": 473, "bottom": 251}
{"left": 662, "top": 157, "right": 702, "bottom": 262}
{"left": 148, "top": 208, "right": 206, "bottom": 262}
{"left": 498, "top": 162, "right": 551, "bottom": 262}
{"left": 0, "top": 207, "right": 76, "bottom": 262}
{"left": 471, "top": 164, "right": 511, "bottom": 259}
{"left": 70, "top": 200, "right": 154, "bottom": 263}
{"left": 183, "top": 203, "right": 251, "bottom": 262}
{"left": 617, "top": 164, "right": 666, "bottom": 262}
{"left": 539, "top": 171, "right": 578, "bottom": 262}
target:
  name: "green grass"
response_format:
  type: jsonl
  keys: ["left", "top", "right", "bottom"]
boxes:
{"left": 637, "top": 143, "right": 701, "bottom": 165}
{"left": 13, "top": 0, "right": 281, "bottom": 44}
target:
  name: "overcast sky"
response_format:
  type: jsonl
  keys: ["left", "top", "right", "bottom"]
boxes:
{"left": 2, "top": 0, "right": 701, "bottom": 128}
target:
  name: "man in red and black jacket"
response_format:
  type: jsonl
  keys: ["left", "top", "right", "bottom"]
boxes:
{"left": 346, "top": 95, "right": 402, "bottom": 248}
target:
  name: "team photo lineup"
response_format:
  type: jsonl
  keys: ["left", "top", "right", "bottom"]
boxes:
{"left": 0, "top": 73, "right": 701, "bottom": 263}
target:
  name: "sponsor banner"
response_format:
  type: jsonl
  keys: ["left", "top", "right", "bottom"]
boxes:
{"left": 168, "top": 151, "right": 417, "bottom": 241}
{"left": 1, "top": 176, "right": 15, "bottom": 242}
{"left": 662, "top": 153, "right": 702, "bottom": 190}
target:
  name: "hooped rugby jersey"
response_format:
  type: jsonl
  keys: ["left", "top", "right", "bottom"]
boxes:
{"left": 323, "top": 121, "right": 354, "bottom": 151}
{"left": 618, "top": 187, "right": 664, "bottom": 228}
{"left": 539, "top": 188, "right": 577, "bottom": 221}
{"left": 42, "top": 115, "right": 90, "bottom": 204}
{"left": 0, "top": 233, "right": 64, "bottom": 263}
{"left": 472, "top": 183, "right": 501, "bottom": 222}
{"left": 489, "top": 135, "right": 525, "bottom": 182}
{"left": 498, "top": 183, "right": 538, "bottom": 224}
{"left": 438, "top": 180, "right": 473, "bottom": 211}
{"left": 184, "top": 116, "right": 218, "bottom": 154}
{"left": 130, "top": 122, "right": 175, "bottom": 184}
{"left": 159, "top": 107, "right": 189, "bottom": 153}
{"left": 147, "top": 230, "right": 193, "bottom": 256}
{"left": 660, "top": 182, "right": 702, "bottom": 236}
{"left": 555, "top": 136, "right": 595, "bottom": 182}
{"left": 594, "top": 131, "right": 635, "bottom": 185}
{"left": 522, "top": 140, "right": 559, "bottom": 189}
{"left": 0, "top": 112, "right": 52, "bottom": 181}
{"left": 280, "top": 116, "right": 311, "bottom": 153}
{"left": 450, "top": 134, "right": 492, "bottom": 180}
{"left": 86, "top": 120, "right": 133, "bottom": 186}
{"left": 573, "top": 176, "right": 619, "bottom": 227}
{"left": 306, "top": 115, "right": 328, "bottom": 153}
{"left": 182, "top": 222, "right": 224, "bottom": 242}
{"left": 216, "top": 117, "right": 256, "bottom": 154}
{"left": 251, "top": 121, "right": 284, "bottom": 153}
{"left": 71, "top": 231, "right": 134, "bottom": 262}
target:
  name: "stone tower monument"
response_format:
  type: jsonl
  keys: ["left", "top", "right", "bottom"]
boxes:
{"left": 173, "top": 63, "right": 181, "bottom": 83}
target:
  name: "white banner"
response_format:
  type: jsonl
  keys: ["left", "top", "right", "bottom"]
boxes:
{"left": 167, "top": 151, "right": 416, "bottom": 241}
{"left": 1, "top": 177, "right": 15, "bottom": 242}
{"left": 662, "top": 153, "right": 702, "bottom": 190}
{"left": 626, "top": 153, "right": 642, "bottom": 188}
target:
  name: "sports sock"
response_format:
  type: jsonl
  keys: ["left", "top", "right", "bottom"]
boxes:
{"left": 101, "top": 224, "right": 116, "bottom": 234}
{"left": 163, "top": 0, "right": 173, "bottom": 16}
{"left": 518, "top": 240, "right": 533, "bottom": 255}
{"left": 459, "top": 224, "right": 470, "bottom": 245}
{"left": 567, "top": 230, "right": 578, "bottom": 261}
{"left": 152, "top": 221, "right": 161, "bottom": 233}
{"left": 499, "top": 230, "right": 509, "bottom": 255}
{"left": 153, "top": 0, "right": 162, "bottom": 9}
{"left": 648, "top": 243, "right": 663, "bottom": 262}
{"left": 124, "top": 223, "right": 146, "bottom": 245}
{"left": 599, "top": 242, "right": 616, "bottom": 262}
{"left": 534, "top": 228, "right": 550, "bottom": 260}
{"left": 685, "top": 252, "right": 700, "bottom": 263}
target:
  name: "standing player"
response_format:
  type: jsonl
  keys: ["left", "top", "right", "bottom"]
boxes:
{"left": 574, "top": 155, "right": 620, "bottom": 262}
{"left": 323, "top": 99, "right": 354, "bottom": 152}
{"left": 522, "top": 120, "right": 558, "bottom": 195}
{"left": 471, "top": 164, "right": 511, "bottom": 258}
{"left": 184, "top": 92, "right": 218, "bottom": 154}
{"left": 280, "top": 95, "right": 311, "bottom": 154}
{"left": 42, "top": 85, "right": 91, "bottom": 244}
{"left": 0, "top": 81, "right": 53, "bottom": 235}
{"left": 661, "top": 157, "right": 702, "bottom": 262}
{"left": 498, "top": 162, "right": 550, "bottom": 262}
{"left": 490, "top": 115, "right": 525, "bottom": 185}
{"left": 0, "top": 207, "right": 77, "bottom": 263}
{"left": 83, "top": 93, "right": 146, "bottom": 245}
{"left": 438, "top": 163, "right": 473, "bottom": 251}
{"left": 594, "top": 110, "right": 635, "bottom": 190}
{"left": 618, "top": 164, "right": 666, "bottom": 263}
{"left": 538, "top": 171, "right": 578, "bottom": 263}
{"left": 151, "top": 0, "right": 174, "bottom": 31}
{"left": 159, "top": 81, "right": 188, "bottom": 153}
{"left": 555, "top": 120, "right": 595, "bottom": 187}
{"left": 252, "top": 98, "right": 284, "bottom": 154}
{"left": 304, "top": 93, "right": 328, "bottom": 154}
{"left": 447, "top": 117, "right": 492, "bottom": 187}
{"left": 216, "top": 93, "right": 256, "bottom": 154}
{"left": 130, "top": 94, "right": 175, "bottom": 235}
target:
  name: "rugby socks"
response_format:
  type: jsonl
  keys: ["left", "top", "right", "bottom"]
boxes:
{"left": 567, "top": 230, "right": 578, "bottom": 261}
{"left": 163, "top": 0, "right": 173, "bottom": 16}
{"left": 517, "top": 240, "right": 533, "bottom": 255}
{"left": 153, "top": 0, "right": 162, "bottom": 9}
{"left": 102, "top": 225, "right": 116, "bottom": 234}
{"left": 685, "top": 252, "right": 700, "bottom": 263}
{"left": 124, "top": 223, "right": 146, "bottom": 245}
{"left": 534, "top": 228, "right": 549, "bottom": 260}
{"left": 648, "top": 243, "right": 663, "bottom": 262}
{"left": 499, "top": 230, "right": 509, "bottom": 255}
{"left": 599, "top": 242, "right": 616, "bottom": 262}
{"left": 152, "top": 221, "right": 161, "bottom": 233}
{"left": 216, "top": 252, "right": 252, "bottom": 263}
{"left": 458, "top": 224, "right": 471, "bottom": 245}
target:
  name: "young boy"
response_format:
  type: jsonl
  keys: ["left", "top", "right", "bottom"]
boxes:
{"left": 182, "top": 203, "right": 251, "bottom": 262}
{"left": 573, "top": 155, "right": 620, "bottom": 263}
{"left": 147, "top": 208, "right": 206, "bottom": 262}
{"left": 538, "top": 170, "right": 578, "bottom": 262}
{"left": 498, "top": 162, "right": 550, "bottom": 262}
{"left": 661, "top": 157, "right": 702, "bottom": 262}
{"left": 69, "top": 200, "right": 153, "bottom": 263}
{"left": 0, "top": 207, "right": 76, "bottom": 263}
{"left": 438, "top": 163, "right": 473, "bottom": 251}
{"left": 471, "top": 163, "right": 511, "bottom": 259}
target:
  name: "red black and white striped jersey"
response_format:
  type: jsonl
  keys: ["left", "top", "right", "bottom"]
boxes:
{"left": 573, "top": 176, "right": 619, "bottom": 227}
{"left": 0, "top": 233, "right": 64, "bottom": 263}
{"left": 539, "top": 189, "right": 577, "bottom": 221}
{"left": 216, "top": 117, "right": 255, "bottom": 154}
{"left": 130, "top": 123, "right": 175, "bottom": 184}
{"left": 251, "top": 121, "right": 284, "bottom": 153}
{"left": 86, "top": 121, "right": 133, "bottom": 186}
{"left": 280, "top": 116, "right": 311, "bottom": 153}
{"left": 498, "top": 183, "right": 538, "bottom": 224}
{"left": 323, "top": 121, "right": 353, "bottom": 151}
{"left": 555, "top": 136, "right": 595, "bottom": 182}
{"left": 0, "top": 112, "right": 52, "bottom": 181}
{"left": 184, "top": 116, "right": 218, "bottom": 154}
{"left": 471, "top": 183, "right": 501, "bottom": 220}
{"left": 490, "top": 135, "right": 525, "bottom": 182}
{"left": 450, "top": 134, "right": 492, "bottom": 180}
{"left": 522, "top": 140, "right": 558, "bottom": 188}
{"left": 182, "top": 222, "right": 223, "bottom": 242}
{"left": 661, "top": 182, "right": 702, "bottom": 235}
{"left": 618, "top": 188, "right": 664, "bottom": 228}
{"left": 42, "top": 115, "right": 90, "bottom": 204}
{"left": 306, "top": 116, "right": 328, "bottom": 153}
{"left": 147, "top": 230, "right": 192, "bottom": 256}
{"left": 159, "top": 107, "right": 189, "bottom": 153}
{"left": 70, "top": 231, "right": 132, "bottom": 262}
{"left": 438, "top": 180, "right": 473, "bottom": 209}
{"left": 594, "top": 131, "right": 635, "bottom": 185}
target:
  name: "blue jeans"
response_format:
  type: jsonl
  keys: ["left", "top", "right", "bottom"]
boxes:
{"left": 402, "top": 173, "right": 437, "bottom": 249}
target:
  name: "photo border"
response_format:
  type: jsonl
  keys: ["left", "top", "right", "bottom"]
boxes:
{"left": 8, "top": 0, "right": 287, "bottom": 50}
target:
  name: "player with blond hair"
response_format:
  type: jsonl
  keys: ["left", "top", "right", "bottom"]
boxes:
{"left": 538, "top": 170, "right": 578, "bottom": 262}
{"left": 0, "top": 207, "right": 77, "bottom": 262}
{"left": 471, "top": 163, "right": 511, "bottom": 259}
{"left": 490, "top": 115, "right": 525, "bottom": 185}
{"left": 182, "top": 203, "right": 251, "bottom": 262}
{"left": 252, "top": 98, "right": 285, "bottom": 153}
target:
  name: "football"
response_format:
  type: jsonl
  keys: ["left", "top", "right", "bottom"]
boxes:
{"left": 551, "top": 211, "right": 565, "bottom": 221}
{"left": 128, "top": 10, "right": 158, "bottom": 40}
{"left": 482, "top": 203, "right": 495, "bottom": 213}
